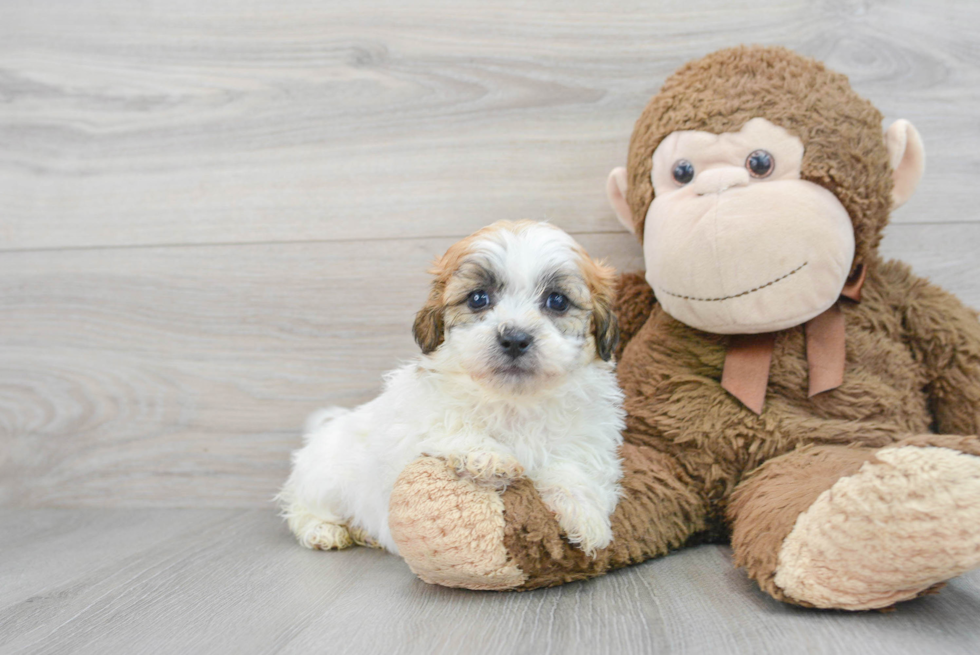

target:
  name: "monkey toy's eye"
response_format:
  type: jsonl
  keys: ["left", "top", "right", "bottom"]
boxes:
{"left": 746, "top": 150, "right": 775, "bottom": 178}
{"left": 467, "top": 290, "right": 490, "bottom": 310}
{"left": 545, "top": 292, "right": 569, "bottom": 313}
{"left": 671, "top": 159, "right": 695, "bottom": 185}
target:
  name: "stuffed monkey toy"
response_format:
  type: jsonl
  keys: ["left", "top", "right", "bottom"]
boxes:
{"left": 386, "top": 46, "right": 980, "bottom": 610}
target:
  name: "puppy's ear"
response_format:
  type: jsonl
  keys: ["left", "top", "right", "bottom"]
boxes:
{"left": 581, "top": 254, "right": 620, "bottom": 361}
{"left": 413, "top": 287, "right": 445, "bottom": 354}
{"left": 592, "top": 292, "right": 619, "bottom": 362}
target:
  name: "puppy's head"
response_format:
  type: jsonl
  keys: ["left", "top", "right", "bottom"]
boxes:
{"left": 414, "top": 221, "right": 618, "bottom": 394}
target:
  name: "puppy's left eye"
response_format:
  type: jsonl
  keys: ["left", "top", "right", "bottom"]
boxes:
{"left": 467, "top": 290, "right": 490, "bottom": 310}
{"left": 545, "top": 292, "right": 569, "bottom": 313}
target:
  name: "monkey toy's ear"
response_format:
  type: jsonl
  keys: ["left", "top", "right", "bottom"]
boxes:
{"left": 606, "top": 167, "right": 634, "bottom": 235}
{"left": 885, "top": 120, "right": 925, "bottom": 209}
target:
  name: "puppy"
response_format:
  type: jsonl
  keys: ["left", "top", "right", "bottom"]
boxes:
{"left": 278, "top": 220, "right": 625, "bottom": 557}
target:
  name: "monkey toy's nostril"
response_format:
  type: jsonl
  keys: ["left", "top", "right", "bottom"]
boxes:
{"left": 498, "top": 330, "right": 534, "bottom": 359}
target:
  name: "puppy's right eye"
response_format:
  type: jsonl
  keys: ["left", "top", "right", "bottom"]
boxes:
{"left": 467, "top": 290, "right": 490, "bottom": 310}
{"left": 545, "top": 292, "right": 569, "bottom": 313}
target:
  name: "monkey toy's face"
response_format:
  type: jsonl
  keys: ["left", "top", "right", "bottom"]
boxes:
{"left": 644, "top": 118, "right": 854, "bottom": 334}
{"left": 607, "top": 103, "right": 923, "bottom": 336}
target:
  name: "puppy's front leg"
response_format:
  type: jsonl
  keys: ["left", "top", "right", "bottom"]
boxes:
{"left": 533, "top": 466, "right": 619, "bottom": 557}
{"left": 445, "top": 451, "right": 524, "bottom": 489}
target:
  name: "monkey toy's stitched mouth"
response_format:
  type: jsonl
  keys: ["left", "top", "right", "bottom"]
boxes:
{"left": 658, "top": 262, "right": 808, "bottom": 303}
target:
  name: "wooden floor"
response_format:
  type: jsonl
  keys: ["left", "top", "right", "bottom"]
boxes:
{"left": 2, "top": 0, "right": 980, "bottom": 652}
{"left": 1, "top": 509, "right": 979, "bottom": 655}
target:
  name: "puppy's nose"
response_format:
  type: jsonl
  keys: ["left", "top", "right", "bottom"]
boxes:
{"left": 498, "top": 330, "right": 534, "bottom": 359}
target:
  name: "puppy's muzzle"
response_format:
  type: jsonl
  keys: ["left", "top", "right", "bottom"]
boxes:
{"left": 498, "top": 329, "right": 534, "bottom": 359}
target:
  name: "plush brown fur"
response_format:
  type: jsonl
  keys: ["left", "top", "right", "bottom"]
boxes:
{"left": 390, "top": 46, "right": 980, "bottom": 607}
{"left": 501, "top": 442, "right": 708, "bottom": 587}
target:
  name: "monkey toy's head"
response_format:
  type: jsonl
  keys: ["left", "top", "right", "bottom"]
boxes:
{"left": 607, "top": 46, "right": 925, "bottom": 334}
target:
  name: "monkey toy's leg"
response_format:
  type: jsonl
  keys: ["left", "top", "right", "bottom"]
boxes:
{"left": 728, "top": 437, "right": 980, "bottom": 610}
{"left": 387, "top": 442, "right": 708, "bottom": 590}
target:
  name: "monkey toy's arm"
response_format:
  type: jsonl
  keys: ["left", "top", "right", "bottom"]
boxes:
{"left": 898, "top": 265, "right": 980, "bottom": 435}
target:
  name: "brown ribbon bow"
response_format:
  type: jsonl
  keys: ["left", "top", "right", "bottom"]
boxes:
{"left": 721, "top": 264, "right": 866, "bottom": 414}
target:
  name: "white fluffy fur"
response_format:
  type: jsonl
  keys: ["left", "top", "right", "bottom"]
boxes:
{"left": 279, "top": 222, "right": 625, "bottom": 557}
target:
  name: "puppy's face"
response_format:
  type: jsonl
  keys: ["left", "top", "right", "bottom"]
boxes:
{"left": 413, "top": 221, "right": 618, "bottom": 394}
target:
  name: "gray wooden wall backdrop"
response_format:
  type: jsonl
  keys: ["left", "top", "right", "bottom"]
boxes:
{"left": 2, "top": 0, "right": 978, "bottom": 508}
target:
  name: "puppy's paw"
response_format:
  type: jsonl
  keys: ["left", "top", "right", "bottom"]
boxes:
{"left": 348, "top": 525, "right": 383, "bottom": 549}
{"left": 447, "top": 451, "right": 524, "bottom": 487}
{"left": 563, "top": 512, "right": 613, "bottom": 559}
{"left": 282, "top": 500, "right": 356, "bottom": 551}
{"left": 539, "top": 488, "right": 613, "bottom": 558}
{"left": 301, "top": 521, "right": 354, "bottom": 551}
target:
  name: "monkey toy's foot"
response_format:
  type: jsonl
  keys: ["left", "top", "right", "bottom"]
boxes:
{"left": 388, "top": 457, "right": 528, "bottom": 590}
{"left": 774, "top": 445, "right": 980, "bottom": 610}
{"left": 390, "top": 445, "right": 709, "bottom": 591}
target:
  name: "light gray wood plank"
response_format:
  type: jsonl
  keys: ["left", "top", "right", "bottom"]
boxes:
{"left": 2, "top": 225, "right": 978, "bottom": 508}
{"left": 0, "top": 509, "right": 978, "bottom": 655}
{"left": 0, "top": 509, "right": 231, "bottom": 609}
{"left": 1, "top": 0, "right": 978, "bottom": 252}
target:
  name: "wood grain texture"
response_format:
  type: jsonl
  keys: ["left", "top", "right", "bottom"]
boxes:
{"left": 1, "top": 0, "right": 979, "bottom": 252}
{"left": 0, "top": 509, "right": 978, "bottom": 655}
